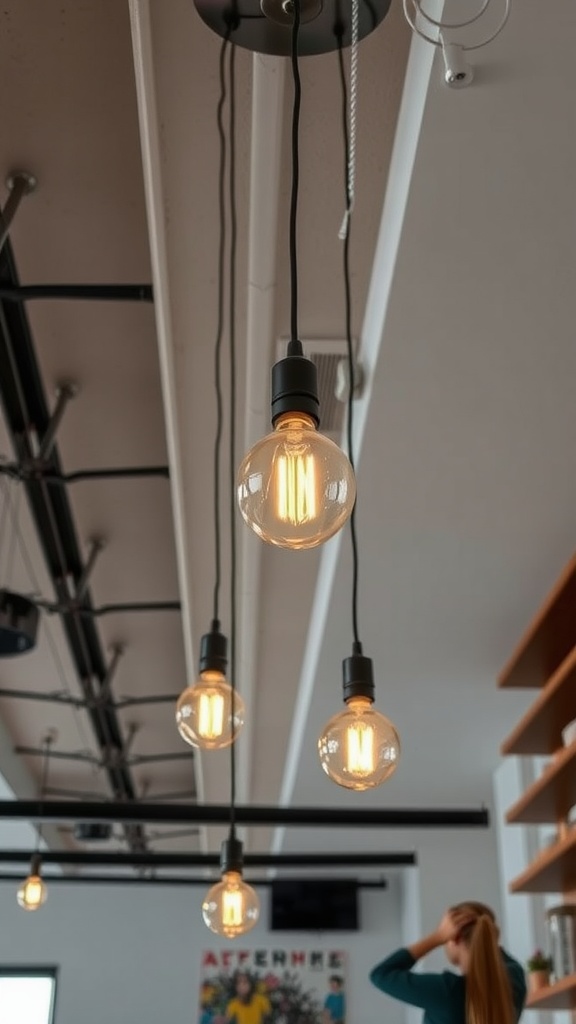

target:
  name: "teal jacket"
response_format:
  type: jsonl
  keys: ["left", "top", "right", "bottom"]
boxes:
{"left": 370, "top": 948, "right": 526, "bottom": 1024}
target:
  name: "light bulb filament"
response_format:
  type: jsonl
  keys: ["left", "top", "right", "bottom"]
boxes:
{"left": 222, "top": 887, "right": 243, "bottom": 927}
{"left": 346, "top": 722, "right": 375, "bottom": 776}
{"left": 276, "top": 452, "right": 317, "bottom": 525}
{"left": 198, "top": 691, "right": 225, "bottom": 739}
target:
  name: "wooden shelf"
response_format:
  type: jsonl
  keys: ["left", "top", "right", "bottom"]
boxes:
{"left": 499, "top": 555, "right": 576, "bottom": 688}
{"left": 506, "top": 740, "right": 576, "bottom": 823}
{"left": 525, "top": 973, "right": 576, "bottom": 1011}
{"left": 501, "top": 646, "right": 576, "bottom": 755}
{"left": 509, "top": 828, "right": 576, "bottom": 893}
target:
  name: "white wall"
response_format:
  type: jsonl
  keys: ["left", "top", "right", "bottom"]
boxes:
{"left": 0, "top": 875, "right": 404, "bottom": 1024}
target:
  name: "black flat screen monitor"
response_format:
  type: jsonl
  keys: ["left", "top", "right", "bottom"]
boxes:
{"left": 270, "top": 878, "right": 359, "bottom": 931}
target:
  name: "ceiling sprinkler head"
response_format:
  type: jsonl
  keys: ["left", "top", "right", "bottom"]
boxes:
{"left": 441, "top": 38, "right": 474, "bottom": 89}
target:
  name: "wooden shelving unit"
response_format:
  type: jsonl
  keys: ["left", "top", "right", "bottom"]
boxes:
{"left": 509, "top": 828, "right": 576, "bottom": 893}
{"left": 501, "top": 645, "right": 576, "bottom": 755}
{"left": 499, "top": 556, "right": 576, "bottom": 1013}
{"left": 499, "top": 555, "right": 576, "bottom": 689}
{"left": 526, "top": 974, "right": 576, "bottom": 1011}
{"left": 506, "top": 741, "right": 576, "bottom": 824}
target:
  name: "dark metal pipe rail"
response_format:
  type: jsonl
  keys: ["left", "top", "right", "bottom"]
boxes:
{"left": 36, "top": 601, "right": 181, "bottom": 617}
{"left": 0, "top": 284, "right": 153, "bottom": 302}
{"left": 0, "top": 687, "right": 181, "bottom": 709}
{"left": 0, "top": 874, "right": 388, "bottom": 889}
{"left": 0, "top": 850, "right": 417, "bottom": 868}
{"left": 0, "top": 800, "right": 488, "bottom": 828}
{"left": 0, "top": 464, "right": 169, "bottom": 484}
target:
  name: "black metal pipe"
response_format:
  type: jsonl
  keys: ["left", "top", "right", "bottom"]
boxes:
{"left": 0, "top": 800, "right": 489, "bottom": 828}
{"left": 90, "top": 602, "right": 181, "bottom": 617}
{"left": 0, "top": 688, "right": 180, "bottom": 709}
{"left": 0, "top": 464, "right": 170, "bottom": 484}
{"left": 56, "top": 466, "right": 169, "bottom": 483}
{"left": 40, "top": 601, "right": 182, "bottom": 617}
{"left": 0, "top": 851, "right": 416, "bottom": 867}
{"left": 0, "top": 874, "right": 388, "bottom": 889}
{"left": 0, "top": 284, "right": 153, "bottom": 302}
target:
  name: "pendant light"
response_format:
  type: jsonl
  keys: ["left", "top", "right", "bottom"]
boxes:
{"left": 176, "top": 621, "right": 245, "bottom": 749}
{"left": 17, "top": 736, "right": 51, "bottom": 910}
{"left": 236, "top": 0, "right": 356, "bottom": 550}
{"left": 318, "top": 28, "right": 400, "bottom": 790}
{"left": 202, "top": 833, "right": 260, "bottom": 938}
{"left": 203, "top": 38, "right": 259, "bottom": 938}
{"left": 17, "top": 852, "right": 48, "bottom": 911}
{"left": 175, "top": 37, "right": 245, "bottom": 751}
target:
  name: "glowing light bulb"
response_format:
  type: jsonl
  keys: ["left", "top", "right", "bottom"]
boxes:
{"left": 176, "top": 670, "right": 245, "bottom": 750}
{"left": 17, "top": 873, "right": 48, "bottom": 911}
{"left": 318, "top": 696, "right": 400, "bottom": 791}
{"left": 202, "top": 870, "right": 260, "bottom": 938}
{"left": 237, "top": 413, "right": 356, "bottom": 550}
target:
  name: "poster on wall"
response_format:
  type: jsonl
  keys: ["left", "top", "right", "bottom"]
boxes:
{"left": 199, "top": 949, "right": 346, "bottom": 1024}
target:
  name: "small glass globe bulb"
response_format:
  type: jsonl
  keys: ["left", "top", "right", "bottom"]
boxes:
{"left": 17, "top": 873, "right": 48, "bottom": 911}
{"left": 318, "top": 695, "right": 400, "bottom": 791}
{"left": 237, "top": 412, "right": 356, "bottom": 550}
{"left": 202, "top": 870, "right": 260, "bottom": 938}
{"left": 175, "top": 670, "right": 245, "bottom": 750}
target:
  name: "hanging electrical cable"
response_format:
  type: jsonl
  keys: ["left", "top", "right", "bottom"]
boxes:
{"left": 236, "top": 0, "right": 356, "bottom": 550}
{"left": 17, "top": 735, "right": 51, "bottom": 911}
{"left": 202, "top": 36, "right": 259, "bottom": 939}
{"left": 317, "top": 26, "right": 401, "bottom": 792}
{"left": 175, "top": 33, "right": 246, "bottom": 752}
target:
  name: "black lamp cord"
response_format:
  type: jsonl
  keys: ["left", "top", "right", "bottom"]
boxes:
{"left": 33, "top": 736, "right": 51, "bottom": 866}
{"left": 228, "top": 39, "right": 238, "bottom": 838}
{"left": 337, "top": 37, "right": 360, "bottom": 649}
{"left": 212, "top": 35, "right": 232, "bottom": 628}
{"left": 288, "top": 0, "right": 302, "bottom": 355}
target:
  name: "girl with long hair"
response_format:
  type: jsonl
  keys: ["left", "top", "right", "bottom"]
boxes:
{"left": 370, "top": 901, "right": 526, "bottom": 1024}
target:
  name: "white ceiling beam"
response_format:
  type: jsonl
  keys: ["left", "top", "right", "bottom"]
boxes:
{"left": 128, "top": 1, "right": 205, "bottom": 821}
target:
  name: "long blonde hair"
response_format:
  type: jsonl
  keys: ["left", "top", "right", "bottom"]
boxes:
{"left": 451, "top": 902, "right": 515, "bottom": 1024}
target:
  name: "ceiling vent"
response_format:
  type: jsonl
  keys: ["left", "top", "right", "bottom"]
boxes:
{"left": 73, "top": 823, "right": 113, "bottom": 843}
{"left": 276, "top": 338, "right": 355, "bottom": 437}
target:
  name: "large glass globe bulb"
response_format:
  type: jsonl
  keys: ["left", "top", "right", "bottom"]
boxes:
{"left": 202, "top": 870, "right": 260, "bottom": 938}
{"left": 175, "top": 670, "right": 245, "bottom": 750}
{"left": 318, "top": 696, "right": 400, "bottom": 790}
{"left": 237, "top": 412, "right": 356, "bottom": 550}
{"left": 17, "top": 874, "right": 48, "bottom": 911}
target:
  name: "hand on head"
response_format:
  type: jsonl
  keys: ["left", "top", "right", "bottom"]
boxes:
{"left": 436, "top": 908, "right": 477, "bottom": 944}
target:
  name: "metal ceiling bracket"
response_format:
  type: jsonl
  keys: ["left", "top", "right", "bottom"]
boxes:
{"left": 37, "top": 380, "right": 79, "bottom": 461}
{"left": 0, "top": 172, "right": 37, "bottom": 255}
{"left": 75, "top": 537, "right": 106, "bottom": 603}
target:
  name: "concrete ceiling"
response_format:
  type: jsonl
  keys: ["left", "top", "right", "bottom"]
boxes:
{"left": 0, "top": 0, "right": 574, "bottom": 875}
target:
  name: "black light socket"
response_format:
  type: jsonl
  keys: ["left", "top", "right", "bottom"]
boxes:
{"left": 220, "top": 833, "right": 244, "bottom": 875}
{"left": 342, "top": 642, "right": 375, "bottom": 703}
{"left": 271, "top": 347, "right": 320, "bottom": 427}
{"left": 30, "top": 851, "right": 42, "bottom": 876}
{"left": 199, "top": 621, "right": 228, "bottom": 676}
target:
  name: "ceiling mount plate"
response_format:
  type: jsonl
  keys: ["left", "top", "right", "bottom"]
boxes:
{"left": 194, "top": 0, "right": 392, "bottom": 56}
